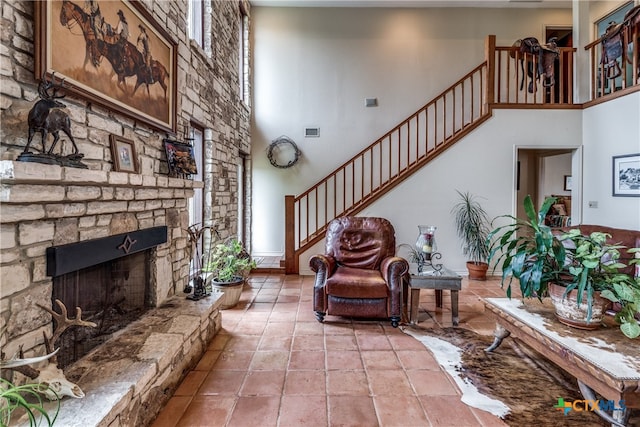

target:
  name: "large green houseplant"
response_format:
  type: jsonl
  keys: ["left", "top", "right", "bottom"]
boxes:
{"left": 488, "top": 195, "right": 566, "bottom": 299}
{"left": 488, "top": 195, "right": 640, "bottom": 338}
{"left": 204, "top": 239, "right": 256, "bottom": 309}
{"left": 451, "top": 190, "right": 491, "bottom": 280}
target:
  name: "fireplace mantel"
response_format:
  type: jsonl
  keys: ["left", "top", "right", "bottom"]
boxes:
{"left": 0, "top": 160, "right": 203, "bottom": 190}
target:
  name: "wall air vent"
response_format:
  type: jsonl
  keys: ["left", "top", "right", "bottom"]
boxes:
{"left": 305, "top": 127, "right": 320, "bottom": 138}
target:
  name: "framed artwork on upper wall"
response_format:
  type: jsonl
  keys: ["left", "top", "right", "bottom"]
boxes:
{"left": 612, "top": 153, "right": 640, "bottom": 197}
{"left": 35, "top": 0, "right": 177, "bottom": 133}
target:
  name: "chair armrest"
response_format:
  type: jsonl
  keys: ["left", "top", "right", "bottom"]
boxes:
{"left": 381, "top": 256, "right": 409, "bottom": 317}
{"left": 310, "top": 254, "right": 336, "bottom": 285}
{"left": 310, "top": 254, "right": 335, "bottom": 313}
{"left": 380, "top": 256, "right": 409, "bottom": 288}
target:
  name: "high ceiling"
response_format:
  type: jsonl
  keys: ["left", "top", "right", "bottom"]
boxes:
{"left": 250, "top": 0, "right": 573, "bottom": 8}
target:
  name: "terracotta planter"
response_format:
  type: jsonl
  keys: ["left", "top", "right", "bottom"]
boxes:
{"left": 210, "top": 276, "right": 245, "bottom": 309}
{"left": 466, "top": 261, "right": 488, "bottom": 281}
{"left": 548, "top": 282, "right": 610, "bottom": 330}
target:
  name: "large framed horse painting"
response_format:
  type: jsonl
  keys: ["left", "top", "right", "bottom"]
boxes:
{"left": 35, "top": 0, "right": 177, "bottom": 133}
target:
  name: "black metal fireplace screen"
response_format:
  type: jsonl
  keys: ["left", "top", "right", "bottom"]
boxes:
{"left": 52, "top": 251, "right": 150, "bottom": 368}
{"left": 46, "top": 227, "right": 167, "bottom": 368}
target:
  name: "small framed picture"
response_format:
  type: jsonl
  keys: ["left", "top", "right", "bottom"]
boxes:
{"left": 563, "top": 175, "right": 572, "bottom": 191}
{"left": 612, "top": 153, "right": 640, "bottom": 197}
{"left": 110, "top": 135, "right": 139, "bottom": 173}
{"left": 163, "top": 139, "right": 198, "bottom": 178}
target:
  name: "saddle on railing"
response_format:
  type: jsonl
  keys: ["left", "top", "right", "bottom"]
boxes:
{"left": 512, "top": 36, "right": 559, "bottom": 93}
{"left": 599, "top": 5, "right": 640, "bottom": 81}
{"left": 601, "top": 21, "right": 625, "bottom": 79}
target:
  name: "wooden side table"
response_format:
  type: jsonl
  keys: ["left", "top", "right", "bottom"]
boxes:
{"left": 403, "top": 267, "right": 462, "bottom": 326}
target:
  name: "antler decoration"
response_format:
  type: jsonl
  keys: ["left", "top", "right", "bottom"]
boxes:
{"left": 37, "top": 299, "right": 97, "bottom": 347}
{"left": 0, "top": 299, "right": 97, "bottom": 400}
{"left": 38, "top": 71, "right": 67, "bottom": 100}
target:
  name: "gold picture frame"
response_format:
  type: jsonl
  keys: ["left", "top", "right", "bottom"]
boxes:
{"left": 36, "top": 0, "right": 177, "bottom": 133}
{"left": 110, "top": 135, "right": 139, "bottom": 173}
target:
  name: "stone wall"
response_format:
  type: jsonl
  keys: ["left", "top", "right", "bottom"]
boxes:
{"left": 0, "top": 0, "right": 251, "bottom": 394}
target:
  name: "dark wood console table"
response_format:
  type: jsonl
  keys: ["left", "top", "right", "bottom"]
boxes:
{"left": 484, "top": 298, "right": 640, "bottom": 426}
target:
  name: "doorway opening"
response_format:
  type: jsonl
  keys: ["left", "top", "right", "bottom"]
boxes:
{"left": 516, "top": 147, "right": 582, "bottom": 227}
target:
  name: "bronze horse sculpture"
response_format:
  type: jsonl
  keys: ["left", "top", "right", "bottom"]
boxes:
{"left": 59, "top": 0, "right": 168, "bottom": 98}
{"left": 511, "top": 37, "right": 560, "bottom": 93}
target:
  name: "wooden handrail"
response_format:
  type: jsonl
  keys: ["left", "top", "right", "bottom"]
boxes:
{"left": 285, "top": 58, "right": 491, "bottom": 273}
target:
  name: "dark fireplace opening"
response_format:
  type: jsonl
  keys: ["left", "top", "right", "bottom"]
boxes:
{"left": 52, "top": 250, "right": 152, "bottom": 368}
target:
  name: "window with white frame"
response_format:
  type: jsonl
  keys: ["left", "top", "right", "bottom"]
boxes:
{"left": 239, "top": 3, "right": 250, "bottom": 106}
{"left": 187, "top": 124, "right": 204, "bottom": 279}
{"left": 189, "top": 0, "right": 204, "bottom": 48}
{"left": 188, "top": 125, "right": 204, "bottom": 234}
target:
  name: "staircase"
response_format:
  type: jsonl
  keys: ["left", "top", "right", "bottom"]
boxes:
{"left": 284, "top": 35, "right": 581, "bottom": 273}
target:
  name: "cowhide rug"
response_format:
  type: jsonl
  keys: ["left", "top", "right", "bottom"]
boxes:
{"left": 402, "top": 326, "right": 638, "bottom": 426}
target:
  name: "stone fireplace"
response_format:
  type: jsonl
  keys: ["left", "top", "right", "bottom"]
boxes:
{"left": 1, "top": 0, "right": 251, "bottom": 423}
{"left": 0, "top": 160, "right": 222, "bottom": 426}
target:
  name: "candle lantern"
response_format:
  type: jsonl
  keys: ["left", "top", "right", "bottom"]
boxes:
{"left": 414, "top": 225, "right": 442, "bottom": 274}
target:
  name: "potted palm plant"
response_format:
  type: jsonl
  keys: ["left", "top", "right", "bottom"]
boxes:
{"left": 451, "top": 190, "right": 491, "bottom": 280}
{"left": 488, "top": 195, "right": 640, "bottom": 338}
{"left": 204, "top": 238, "right": 256, "bottom": 309}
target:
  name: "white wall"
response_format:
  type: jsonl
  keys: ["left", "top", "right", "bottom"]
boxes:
{"left": 252, "top": 6, "right": 572, "bottom": 256}
{"left": 297, "top": 109, "right": 583, "bottom": 275}
{"left": 542, "top": 153, "right": 572, "bottom": 198}
{"left": 581, "top": 93, "right": 640, "bottom": 230}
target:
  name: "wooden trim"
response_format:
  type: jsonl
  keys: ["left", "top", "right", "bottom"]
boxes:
{"left": 583, "top": 85, "right": 640, "bottom": 108}
{"left": 284, "top": 195, "right": 296, "bottom": 274}
{"left": 485, "top": 35, "right": 496, "bottom": 105}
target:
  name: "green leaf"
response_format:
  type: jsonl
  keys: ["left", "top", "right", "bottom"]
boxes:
{"left": 599, "top": 289, "right": 618, "bottom": 302}
{"left": 620, "top": 321, "right": 640, "bottom": 339}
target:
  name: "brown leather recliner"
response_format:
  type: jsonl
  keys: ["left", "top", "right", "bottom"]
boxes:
{"left": 310, "top": 216, "right": 409, "bottom": 327}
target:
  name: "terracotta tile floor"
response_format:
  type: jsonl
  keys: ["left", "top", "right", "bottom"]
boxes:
{"left": 151, "top": 273, "right": 510, "bottom": 427}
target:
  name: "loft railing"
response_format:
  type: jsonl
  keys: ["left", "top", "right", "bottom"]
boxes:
{"left": 283, "top": 33, "right": 640, "bottom": 273}
{"left": 492, "top": 45, "right": 576, "bottom": 106}
{"left": 584, "top": 25, "right": 640, "bottom": 105}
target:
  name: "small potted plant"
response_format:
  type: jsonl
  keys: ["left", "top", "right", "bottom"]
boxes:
{"left": 204, "top": 239, "right": 256, "bottom": 309}
{"left": 451, "top": 190, "right": 491, "bottom": 280}
{"left": 549, "top": 229, "right": 631, "bottom": 331}
{"left": 556, "top": 230, "right": 640, "bottom": 338}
